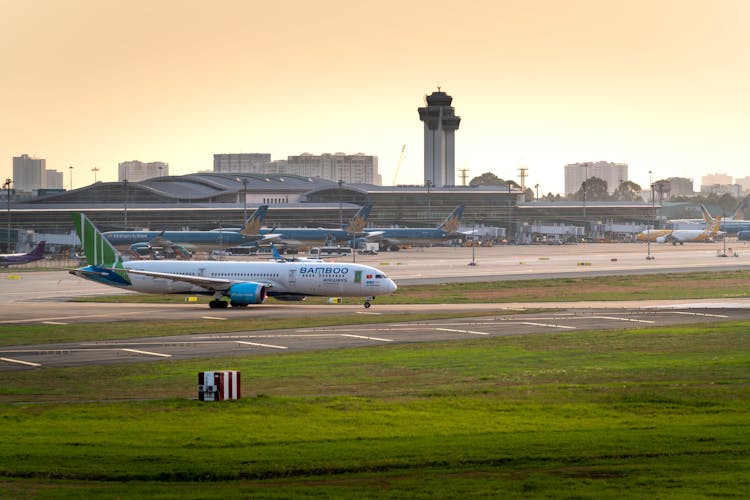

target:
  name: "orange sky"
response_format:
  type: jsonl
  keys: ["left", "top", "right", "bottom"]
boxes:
{"left": 1, "top": 0, "right": 748, "bottom": 194}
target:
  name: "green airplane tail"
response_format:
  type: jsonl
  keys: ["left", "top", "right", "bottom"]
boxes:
{"left": 71, "top": 212, "right": 124, "bottom": 269}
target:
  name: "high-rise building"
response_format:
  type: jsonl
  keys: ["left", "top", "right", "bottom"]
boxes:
{"left": 118, "top": 161, "right": 169, "bottom": 182}
{"left": 12, "top": 154, "right": 46, "bottom": 192}
{"left": 45, "top": 170, "right": 64, "bottom": 190}
{"left": 564, "top": 161, "right": 628, "bottom": 195}
{"left": 735, "top": 176, "right": 750, "bottom": 194}
{"left": 418, "top": 90, "right": 461, "bottom": 187}
{"left": 213, "top": 153, "right": 272, "bottom": 174}
{"left": 661, "top": 177, "right": 694, "bottom": 198}
{"left": 286, "top": 153, "right": 379, "bottom": 184}
{"left": 213, "top": 152, "right": 381, "bottom": 185}
{"left": 700, "top": 173, "right": 732, "bottom": 190}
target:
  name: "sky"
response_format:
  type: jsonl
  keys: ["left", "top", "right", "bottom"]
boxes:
{"left": 1, "top": 0, "right": 748, "bottom": 195}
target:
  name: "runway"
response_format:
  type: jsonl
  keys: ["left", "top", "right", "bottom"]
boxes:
{"left": 2, "top": 306, "right": 748, "bottom": 370}
{"left": 1, "top": 242, "right": 749, "bottom": 370}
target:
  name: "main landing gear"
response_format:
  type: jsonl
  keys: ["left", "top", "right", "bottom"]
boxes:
{"left": 208, "top": 299, "right": 228, "bottom": 309}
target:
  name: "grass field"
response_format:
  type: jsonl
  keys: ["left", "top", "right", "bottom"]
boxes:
{"left": 1, "top": 319, "right": 748, "bottom": 498}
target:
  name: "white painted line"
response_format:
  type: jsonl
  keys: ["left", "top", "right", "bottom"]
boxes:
{"left": 340, "top": 334, "right": 393, "bottom": 342}
{"left": 591, "top": 316, "right": 655, "bottom": 324}
{"left": 0, "top": 357, "right": 42, "bottom": 367}
{"left": 42, "top": 321, "right": 68, "bottom": 325}
{"left": 201, "top": 316, "right": 227, "bottom": 321}
{"left": 520, "top": 322, "right": 577, "bottom": 329}
{"left": 235, "top": 341, "right": 288, "bottom": 350}
{"left": 667, "top": 311, "right": 729, "bottom": 318}
{"left": 120, "top": 348, "right": 172, "bottom": 358}
{"left": 355, "top": 311, "right": 382, "bottom": 315}
{"left": 436, "top": 327, "right": 489, "bottom": 335}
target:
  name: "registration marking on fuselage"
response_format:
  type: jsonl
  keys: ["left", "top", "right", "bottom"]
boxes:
{"left": 0, "top": 357, "right": 42, "bottom": 367}
{"left": 120, "top": 348, "right": 172, "bottom": 358}
{"left": 235, "top": 341, "right": 288, "bottom": 350}
{"left": 435, "top": 327, "right": 490, "bottom": 336}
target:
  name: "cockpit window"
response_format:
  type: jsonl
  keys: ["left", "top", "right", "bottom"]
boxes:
{"left": 375, "top": 274, "right": 384, "bottom": 279}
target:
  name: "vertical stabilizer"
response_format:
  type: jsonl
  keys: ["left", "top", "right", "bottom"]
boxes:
{"left": 346, "top": 203, "right": 374, "bottom": 234}
{"left": 71, "top": 213, "right": 124, "bottom": 269}
{"left": 437, "top": 204, "right": 465, "bottom": 233}
{"left": 240, "top": 205, "right": 269, "bottom": 236}
{"left": 699, "top": 204, "right": 715, "bottom": 224}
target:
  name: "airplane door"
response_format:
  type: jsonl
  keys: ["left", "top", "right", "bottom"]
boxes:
{"left": 288, "top": 268, "right": 296, "bottom": 286}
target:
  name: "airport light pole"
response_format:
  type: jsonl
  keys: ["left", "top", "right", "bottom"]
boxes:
{"left": 123, "top": 179, "right": 129, "bottom": 230}
{"left": 647, "top": 183, "right": 655, "bottom": 260}
{"left": 426, "top": 180, "right": 433, "bottom": 218}
{"left": 69, "top": 165, "right": 74, "bottom": 190}
{"left": 236, "top": 177, "right": 248, "bottom": 223}
{"left": 338, "top": 179, "right": 344, "bottom": 228}
{"left": 506, "top": 180, "right": 513, "bottom": 243}
{"left": 3, "top": 178, "right": 11, "bottom": 252}
{"left": 535, "top": 183, "right": 539, "bottom": 202}
{"left": 91, "top": 166, "right": 99, "bottom": 183}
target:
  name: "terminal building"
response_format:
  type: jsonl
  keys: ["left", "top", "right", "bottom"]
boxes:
{"left": 2, "top": 172, "right": 656, "bottom": 251}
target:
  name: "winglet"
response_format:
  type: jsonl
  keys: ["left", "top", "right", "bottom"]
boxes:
{"left": 71, "top": 213, "right": 125, "bottom": 269}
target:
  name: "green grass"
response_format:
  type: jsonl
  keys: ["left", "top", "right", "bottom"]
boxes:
{"left": 1, "top": 322, "right": 748, "bottom": 498}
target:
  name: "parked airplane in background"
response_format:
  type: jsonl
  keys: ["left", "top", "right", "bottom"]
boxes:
{"left": 669, "top": 199, "right": 749, "bottom": 234}
{"left": 637, "top": 209, "right": 723, "bottom": 244}
{"left": 635, "top": 229, "right": 672, "bottom": 242}
{"left": 360, "top": 204, "right": 465, "bottom": 250}
{"left": 258, "top": 203, "right": 374, "bottom": 248}
{"left": 0, "top": 241, "right": 46, "bottom": 267}
{"left": 663, "top": 215, "right": 722, "bottom": 244}
{"left": 70, "top": 213, "right": 396, "bottom": 309}
{"left": 104, "top": 205, "right": 269, "bottom": 257}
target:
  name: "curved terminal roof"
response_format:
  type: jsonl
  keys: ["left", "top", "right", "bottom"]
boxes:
{"left": 29, "top": 173, "right": 338, "bottom": 204}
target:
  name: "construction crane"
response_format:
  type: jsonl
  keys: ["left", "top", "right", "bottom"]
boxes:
{"left": 392, "top": 145, "right": 406, "bottom": 185}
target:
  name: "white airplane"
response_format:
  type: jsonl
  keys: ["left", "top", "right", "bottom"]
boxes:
{"left": 69, "top": 213, "right": 397, "bottom": 309}
{"left": 661, "top": 215, "right": 723, "bottom": 245}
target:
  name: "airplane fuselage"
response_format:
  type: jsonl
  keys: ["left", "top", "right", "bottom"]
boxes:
{"left": 74, "top": 259, "right": 397, "bottom": 298}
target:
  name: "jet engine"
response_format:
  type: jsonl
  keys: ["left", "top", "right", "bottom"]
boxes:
{"left": 228, "top": 282, "right": 267, "bottom": 306}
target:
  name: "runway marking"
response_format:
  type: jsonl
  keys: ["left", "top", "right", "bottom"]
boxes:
{"left": 436, "top": 327, "right": 489, "bottom": 335}
{"left": 356, "top": 311, "right": 382, "bottom": 315}
{"left": 235, "top": 341, "right": 288, "bottom": 350}
{"left": 520, "top": 322, "right": 577, "bottom": 329}
{"left": 591, "top": 316, "right": 655, "bottom": 324}
{"left": 202, "top": 316, "right": 228, "bottom": 321}
{"left": 340, "top": 334, "right": 393, "bottom": 342}
{"left": 667, "top": 311, "right": 730, "bottom": 318}
{"left": 0, "top": 357, "right": 42, "bottom": 367}
{"left": 120, "top": 348, "right": 172, "bottom": 358}
{"left": 42, "top": 321, "right": 68, "bottom": 325}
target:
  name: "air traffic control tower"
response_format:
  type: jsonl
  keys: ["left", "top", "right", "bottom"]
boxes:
{"left": 418, "top": 89, "right": 461, "bottom": 187}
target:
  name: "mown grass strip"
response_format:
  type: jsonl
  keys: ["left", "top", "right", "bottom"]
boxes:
{"left": 0, "top": 321, "right": 748, "bottom": 497}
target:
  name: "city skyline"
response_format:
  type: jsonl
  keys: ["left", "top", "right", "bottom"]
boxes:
{"left": 2, "top": 1, "right": 748, "bottom": 194}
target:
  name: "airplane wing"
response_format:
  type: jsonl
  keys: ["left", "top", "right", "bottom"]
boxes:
{"left": 261, "top": 233, "right": 284, "bottom": 243}
{"left": 362, "top": 231, "right": 384, "bottom": 240}
{"left": 122, "top": 267, "right": 273, "bottom": 292}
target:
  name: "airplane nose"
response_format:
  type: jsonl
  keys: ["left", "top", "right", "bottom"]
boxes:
{"left": 387, "top": 279, "right": 398, "bottom": 293}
